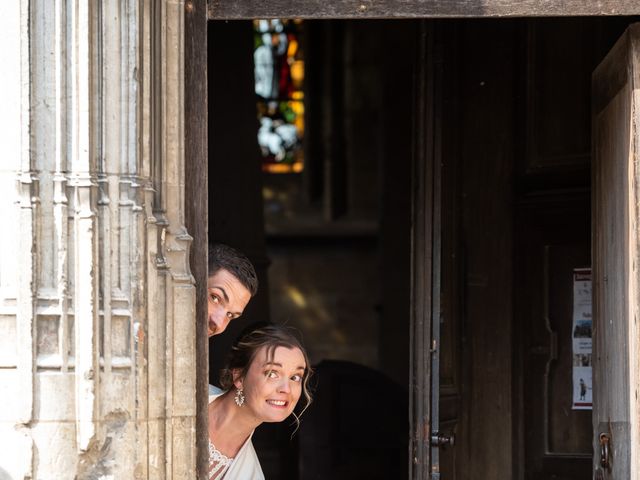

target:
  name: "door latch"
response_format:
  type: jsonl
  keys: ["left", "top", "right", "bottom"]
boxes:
{"left": 430, "top": 431, "right": 455, "bottom": 448}
{"left": 599, "top": 432, "right": 611, "bottom": 470}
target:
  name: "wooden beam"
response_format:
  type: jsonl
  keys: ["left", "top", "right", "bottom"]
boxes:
{"left": 208, "top": 0, "right": 640, "bottom": 19}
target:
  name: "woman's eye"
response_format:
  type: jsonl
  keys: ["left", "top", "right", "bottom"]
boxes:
{"left": 291, "top": 374, "right": 302, "bottom": 382}
{"left": 266, "top": 370, "right": 278, "bottom": 378}
{"left": 209, "top": 294, "right": 219, "bottom": 304}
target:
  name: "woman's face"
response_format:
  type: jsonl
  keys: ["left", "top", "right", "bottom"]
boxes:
{"left": 236, "top": 345, "right": 306, "bottom": 424}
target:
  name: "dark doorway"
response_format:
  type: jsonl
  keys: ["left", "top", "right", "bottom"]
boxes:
{"left": 207, "top": 19, "right": 418, "bottom": 479}
{"left": 204, "top": 13, "right": 639, "bottom": 480}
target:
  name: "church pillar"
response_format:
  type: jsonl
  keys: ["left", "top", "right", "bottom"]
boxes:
{"left": 0, "top": 1, "right": 197, "bottom": 478}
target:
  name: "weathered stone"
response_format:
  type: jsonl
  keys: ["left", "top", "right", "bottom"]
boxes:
{"left": 0, "top": 0, "right": 196, "bottom": 478}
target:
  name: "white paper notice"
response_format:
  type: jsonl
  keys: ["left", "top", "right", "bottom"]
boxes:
{"left": 572, "top": 268, "right": 592, "bottom": 410}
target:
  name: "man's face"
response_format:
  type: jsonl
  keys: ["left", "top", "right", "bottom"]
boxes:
{"left": 207, "top": 268, "right": 252, "bottom": 336}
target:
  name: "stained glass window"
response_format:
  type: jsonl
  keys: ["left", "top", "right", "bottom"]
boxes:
{"left": 254, "top": 19, "right": 304, "bottom": 174}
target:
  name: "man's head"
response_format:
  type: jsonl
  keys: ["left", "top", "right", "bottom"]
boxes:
{"left": 207, "top": 244, "right": 258, "bottom": 337}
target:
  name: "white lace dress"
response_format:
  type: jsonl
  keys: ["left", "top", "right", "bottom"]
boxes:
{"left": 208, "top": 386, "right": 265, "bottom": 480}
{"left": 208, "top": 439, "right": 233, "bottom": 479}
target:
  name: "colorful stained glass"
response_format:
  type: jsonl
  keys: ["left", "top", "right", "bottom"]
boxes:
{"left": 254, "top": 19, "right": 304, "bottom": 174}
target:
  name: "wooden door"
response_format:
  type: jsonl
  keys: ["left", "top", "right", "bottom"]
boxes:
{"left": 517, "top": 195, "right": 592, "bottom": 480}
{"left": 592, "top": 23, "right": 640, "bottom": 479}
{"left": 410, "top": 20, "right": 438, "bottom": 480}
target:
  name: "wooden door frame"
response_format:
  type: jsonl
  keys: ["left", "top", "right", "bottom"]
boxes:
{"left": 189, "top": 3, "right": 640, "bottom": 479}
{"left": 410, "top": 20, "right": 441, "bottom": 478}
{"left": 184, "top": 1, "right": 209, "bottom": 477}
{"left": 206, "top": 0, "right": 640, "bottom": 18}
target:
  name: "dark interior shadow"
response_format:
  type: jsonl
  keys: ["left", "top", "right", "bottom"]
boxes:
{"left": 253, "top": 360, "right": 408, "bottom": 480}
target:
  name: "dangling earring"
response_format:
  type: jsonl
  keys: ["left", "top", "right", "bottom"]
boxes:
{"left": 234, "top": 387, "right": 245, "bottom": 407}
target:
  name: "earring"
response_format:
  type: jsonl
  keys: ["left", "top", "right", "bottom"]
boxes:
{"left": 234, "top": 387, "right": 245, "bottom": 407}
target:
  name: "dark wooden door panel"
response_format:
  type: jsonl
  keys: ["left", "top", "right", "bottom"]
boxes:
{"left": 517, "top": 195, "right": 592, "bottom": 480}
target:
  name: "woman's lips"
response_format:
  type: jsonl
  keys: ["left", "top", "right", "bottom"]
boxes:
{"left": 266, "top": 399, "right": 288, "bottom": 408}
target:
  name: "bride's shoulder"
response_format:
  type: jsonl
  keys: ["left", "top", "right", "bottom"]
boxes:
{"left": 209, "top": 384, "right": 225, "bottom": 403}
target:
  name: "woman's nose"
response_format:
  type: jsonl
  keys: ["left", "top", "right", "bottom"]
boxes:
{"left": 278, "top": 379, "right": 291, "bottom": 393}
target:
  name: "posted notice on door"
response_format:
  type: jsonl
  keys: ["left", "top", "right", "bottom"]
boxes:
{"left": 572, "top": 268, "right": 592, "bottom": 410}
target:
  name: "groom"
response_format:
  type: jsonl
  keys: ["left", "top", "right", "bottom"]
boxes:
{"left": 206, "top": 243, "right": 258, "bottom": 337}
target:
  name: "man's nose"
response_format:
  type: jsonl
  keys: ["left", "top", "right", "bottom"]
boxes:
{"left": 210, "top": 308, "right": 229, "bottom": 330}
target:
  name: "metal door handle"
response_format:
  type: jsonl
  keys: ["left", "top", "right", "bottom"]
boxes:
{"left": 599, "top": 432, "right": 611, "bottom": 469}
{"left": 431, "top": 431, "right": 455, "bottom": 448}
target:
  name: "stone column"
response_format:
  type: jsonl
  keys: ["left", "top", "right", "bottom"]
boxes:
{"left": 0, "top": 1, "right": 196, "bottom": 478}
{"left": 0, "top": 1, "right": 33, "bottom": 479}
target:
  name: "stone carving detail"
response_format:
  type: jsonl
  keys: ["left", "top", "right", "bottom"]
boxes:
{"left": 0, "top": 1, "right": 195, "bottom": 478}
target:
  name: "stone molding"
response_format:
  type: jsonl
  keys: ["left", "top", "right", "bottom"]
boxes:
{"left": 0, "top": 1, "right": 196, "bottom": 478}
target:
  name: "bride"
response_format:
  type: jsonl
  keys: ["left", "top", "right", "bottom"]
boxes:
{"left": 208, "top": 324, "right": 313, "bottom": 479}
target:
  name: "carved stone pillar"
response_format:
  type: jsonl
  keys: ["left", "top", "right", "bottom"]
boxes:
{"left": 0, "top": 1, "right": 196, "bottom": 478}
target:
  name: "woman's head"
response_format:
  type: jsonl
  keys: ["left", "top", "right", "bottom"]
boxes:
{"left": 220, "top": 324, "right": 313, "bottom": 426}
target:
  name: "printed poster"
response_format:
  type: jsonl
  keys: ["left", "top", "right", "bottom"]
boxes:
{"left": 572, "top": 268, "right": 592, "bottom": 410}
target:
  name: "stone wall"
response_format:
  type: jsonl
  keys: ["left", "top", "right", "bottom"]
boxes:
{"left": 0, "top": 1, "right": 197, "bottom": 478}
